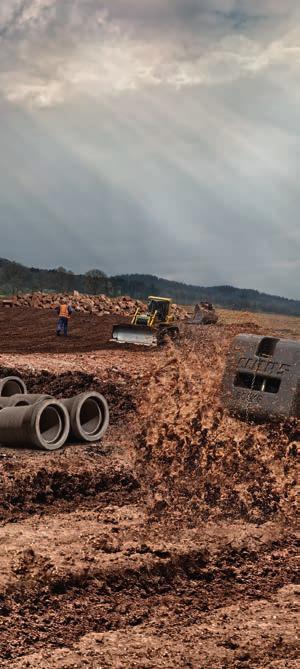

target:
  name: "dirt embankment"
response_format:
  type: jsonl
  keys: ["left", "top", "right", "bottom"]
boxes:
{"left": 0, "top": 311, "right": 298, "bottom": 668}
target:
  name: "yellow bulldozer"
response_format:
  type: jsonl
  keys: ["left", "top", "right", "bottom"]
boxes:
{"left": 112, "top": 296, "right": 180, "bottom": 347}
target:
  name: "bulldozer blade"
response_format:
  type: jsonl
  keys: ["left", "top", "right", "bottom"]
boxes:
{"left": 187, "top": 316, "right": 204, "bottom": 325}
{"left": 112, "top": 325, "right": 158, "bottom": 347}
{"left": 187, "top": 312, "right": 218, "bottom": 325}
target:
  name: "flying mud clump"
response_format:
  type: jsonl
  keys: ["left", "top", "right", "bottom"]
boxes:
{"left": 136, "top": 330, "right": 298, "bottom": 525}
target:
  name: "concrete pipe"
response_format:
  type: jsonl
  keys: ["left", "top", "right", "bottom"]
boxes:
{"left": 0, "top": 399, "right": 70, "bottom": 451}
{"left": 0, "top": 396, "right": 31, "bottom": 409}
{"left": 0, "top": 376, "right": 27, "bottom": 397}
{"left": 0, "top": 393, "right": 53, "bottom": 407}
{"left": 62, "top": 392, "right": 109, "bottom": 442}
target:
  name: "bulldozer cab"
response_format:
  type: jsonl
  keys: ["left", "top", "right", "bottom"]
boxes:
{"left": 147, "top": 297, "right": 171, "bottom": 323}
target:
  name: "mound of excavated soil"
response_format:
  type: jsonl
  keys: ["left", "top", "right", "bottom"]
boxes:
{"left": 2, "top": 292, "right": 189, "bottom": 321}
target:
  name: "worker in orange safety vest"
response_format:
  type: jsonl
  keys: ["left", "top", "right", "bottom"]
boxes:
{"left": 55, "top": 302, "right": 74, "bottom": 336}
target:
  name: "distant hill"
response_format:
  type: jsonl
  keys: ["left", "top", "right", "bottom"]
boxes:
{"left": 0, "top": 258, "right": 299, "bottom": 316}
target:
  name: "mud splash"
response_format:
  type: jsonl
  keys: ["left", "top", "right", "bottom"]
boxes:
{"left": 136, "top": 329, "right": 298, "bottom": 525}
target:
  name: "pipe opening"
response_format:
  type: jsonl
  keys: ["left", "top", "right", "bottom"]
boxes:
{"left": 79, "top": 398, "right": 102, "bottom": 436}
{"left": 2, "top": 379, "right": 24, "bottom": 397}
{"left": 15, "top": 400, "right": 30, "bottom": 407}
{"left": 38, "top": 406, "right": 63, "bottom": 444}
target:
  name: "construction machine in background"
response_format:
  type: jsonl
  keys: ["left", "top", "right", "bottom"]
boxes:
{"left": 188, "top": 301, "right": 218, "bottom": 325}
{"left": 112, "top": 296, "right": 180, "bottom": 347}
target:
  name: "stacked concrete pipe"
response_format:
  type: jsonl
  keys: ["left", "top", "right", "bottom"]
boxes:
{"left": 2, "top": 392, "right": 110, "bottom": 442}
{"left": 0, "top": 399, "right": 70, "bottom": 451}
{"left": 0, "top": 394, "right": 52, "bottom": 409}
{"left": 61, "top": 392, "right": 110, "bottom": 442}
{"left": 0, "top": 376, "right": 27, "bottom": 397}
{"left": 0, "top": 375, "right": 110, "bottom": 449}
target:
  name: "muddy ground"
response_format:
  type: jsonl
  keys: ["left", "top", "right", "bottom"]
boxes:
{"left": 0, "top": 307, "right": 298, "bottom": 668}
{"left": 0, "top": 306, "right": 128, "bottom": 353}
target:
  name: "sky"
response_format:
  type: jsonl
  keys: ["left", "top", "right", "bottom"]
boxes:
{"left": 0, "top": 1, "right": 299, "bottom": 297}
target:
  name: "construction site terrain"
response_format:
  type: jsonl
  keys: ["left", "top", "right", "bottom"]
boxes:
{"left": 0, "top": 303, "right": 298, "bottom": 668}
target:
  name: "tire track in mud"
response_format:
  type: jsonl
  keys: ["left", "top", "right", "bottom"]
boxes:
{"left": 0, "top": 463, "right": 140, "bottom": 524}
{"left": 1, "top": 586, "right": 298, "bottom": 669}
{"left": 0, "top": 524, "right": 297, "bottom": 662}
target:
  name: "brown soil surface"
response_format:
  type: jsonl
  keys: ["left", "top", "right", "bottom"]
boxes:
{"left": 0, "top": 307, "right": 298, "bottom": 668}
{"left": 0, "top": 307, "right": 131, "bottom": 353}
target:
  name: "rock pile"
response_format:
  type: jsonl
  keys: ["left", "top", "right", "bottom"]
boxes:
{"left": 1, "top": 292, "right": 190, "bottom": 321}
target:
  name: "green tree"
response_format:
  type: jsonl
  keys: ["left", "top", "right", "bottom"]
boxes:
{"left": 1, "top": 261, "right": 28, "bottom": 294}
{"left": 54, "top": 267, "right": 75, "bottom": 292}
{"left": 85, "top": 269, "right": 107, "bottom": 295}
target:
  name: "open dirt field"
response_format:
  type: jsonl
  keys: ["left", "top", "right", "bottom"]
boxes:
{"left": 0, "top": 305, "right": 298, "bottom": 668}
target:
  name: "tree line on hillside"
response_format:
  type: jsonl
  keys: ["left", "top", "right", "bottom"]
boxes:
{"left": 0, "top": 260, "right": 110, "bottom": 296}
{"left": 0, "top": 258, "right": 299, "bottom": 316}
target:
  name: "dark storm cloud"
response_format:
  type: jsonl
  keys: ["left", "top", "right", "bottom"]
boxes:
{"left": 0, "top": 1, "right": 299, "bottom": 297}
{"left": 0, "top": 1, "right": 298, "bottom": 105}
